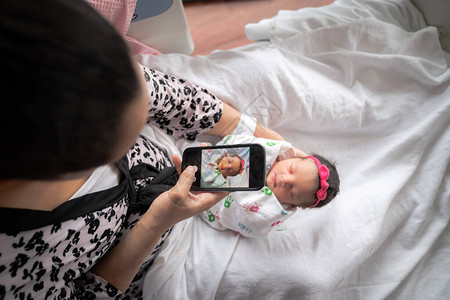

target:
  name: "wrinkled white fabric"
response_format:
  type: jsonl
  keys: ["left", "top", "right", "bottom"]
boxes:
{"left": 141, "top": 0, "right": 450, "bottom": 299}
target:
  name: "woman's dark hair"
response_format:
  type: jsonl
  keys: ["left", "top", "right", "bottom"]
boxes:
{"left": 0, "top": 0, "right": 141, "bottom": 179}
{"left": 311, "top": 153, "right": 340, "bottom": 208}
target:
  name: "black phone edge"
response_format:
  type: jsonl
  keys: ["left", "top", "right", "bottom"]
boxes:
{"left": 181, "top": 143, "right": 266, "bottom": 192}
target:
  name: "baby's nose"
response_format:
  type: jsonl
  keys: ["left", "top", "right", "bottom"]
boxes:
{"left": 281, "top": 175, "right": 293, "bottom": 187}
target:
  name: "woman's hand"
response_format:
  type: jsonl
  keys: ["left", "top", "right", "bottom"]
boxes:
{"left": 92, "top": 153, "right": 227, "bottom": 292}
{"left": 141, "top": 154, "right": 229, "bottom": 232}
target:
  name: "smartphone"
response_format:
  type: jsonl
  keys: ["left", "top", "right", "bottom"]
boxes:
{"left": 181, "top": 143, "right": 266, "bottom": 191}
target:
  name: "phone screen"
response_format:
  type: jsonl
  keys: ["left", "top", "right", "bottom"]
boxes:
{"left": 182, "top": 143, "right": 266, "bottom": 191}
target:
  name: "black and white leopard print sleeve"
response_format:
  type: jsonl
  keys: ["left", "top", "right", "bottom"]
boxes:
{"left": 141, "top": 66, "right": 223, "bottom": 140}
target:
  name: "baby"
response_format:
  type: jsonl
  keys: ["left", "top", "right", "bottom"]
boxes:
{"left": 201, "top": 149, "right": 245, "bottom": 188}
{"left": 200, "top": 134, "right": 340, "bottom": 237}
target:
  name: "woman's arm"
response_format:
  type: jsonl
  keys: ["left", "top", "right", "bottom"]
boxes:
{"left": 206, "top": 103, "right": 309, "bottom": 157}
{"left": 90, "top": 213, "right": 168, "bottom": 292}
{"left": 91, "top": 159, "right": 228, "bottom": 292}
{"left": 142, "top": 66, "right": 223, "bottom": 141}
{"left": 141, "top": 65, "right": 286, "bottom": 142}
{"left": 205, "top": 102, "right": 285, "bottom": 141}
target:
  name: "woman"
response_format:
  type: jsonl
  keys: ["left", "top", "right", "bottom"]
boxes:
{"left": 0, "top": 0, "right": 284, "bottom": 298}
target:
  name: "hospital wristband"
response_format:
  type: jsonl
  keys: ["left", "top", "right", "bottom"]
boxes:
{"left": 233, "top": 113, "right": 258, "bottom": 136}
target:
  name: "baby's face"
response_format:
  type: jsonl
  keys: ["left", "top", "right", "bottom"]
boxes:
{"left": 266, "top": 158, "right": 318, "bottom": 208}
{"left": 218, "top": 155, "right": 241, "bottom": 177}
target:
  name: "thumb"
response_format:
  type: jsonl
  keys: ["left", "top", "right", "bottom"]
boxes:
{"left": 171, "top": 165, "right": 197, "bottom": 200}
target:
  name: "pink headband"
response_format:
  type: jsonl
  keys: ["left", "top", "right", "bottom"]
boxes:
{"left": 307, "top": 156, "right": 330, "bottom": 207}
{"left": 233, "top": 155, "right": 245, "bottom": 175}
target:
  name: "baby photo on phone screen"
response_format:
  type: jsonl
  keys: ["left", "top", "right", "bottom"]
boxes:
{"left": 200, "top": 147, "right": 249, "bottom": 188}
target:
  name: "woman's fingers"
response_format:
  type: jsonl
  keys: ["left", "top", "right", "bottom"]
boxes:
{"left": 192, "top": 191, "right": 230, "bottom": 210}
{"left": 172, "top": 154, "right": 182, "bottom": 175}
{"left": 170, "top": 143, "right": 228, "bottom": 211}
{"left": 147, "top": 158, "right": 229, "bottom": 230}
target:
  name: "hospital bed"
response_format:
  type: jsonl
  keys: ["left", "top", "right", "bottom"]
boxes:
{"left": 131, "top": 0, "right": 450, "bottom": 299}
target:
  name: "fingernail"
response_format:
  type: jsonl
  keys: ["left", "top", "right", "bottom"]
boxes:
{"left": 187, "top": 165, "right": 198, "bottom": 173}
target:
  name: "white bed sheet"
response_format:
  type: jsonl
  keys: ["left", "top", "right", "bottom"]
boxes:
{"left": 138, "top": 0, "right": 450, "bottom": 299}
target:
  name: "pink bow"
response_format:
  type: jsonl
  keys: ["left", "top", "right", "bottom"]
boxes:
{"left": 307, "top": 156, "right": 330, "bottom": 207}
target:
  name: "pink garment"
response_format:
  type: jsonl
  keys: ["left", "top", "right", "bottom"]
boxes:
{"left": 86, "top": 0, "right": 161, "bottom": 55}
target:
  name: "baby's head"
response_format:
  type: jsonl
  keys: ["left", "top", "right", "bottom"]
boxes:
{"left": 218, "top": 155, "right": 245, "bottom": 178}
{"left": 266, "top": 154, "right": 340, "bottom": 209}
